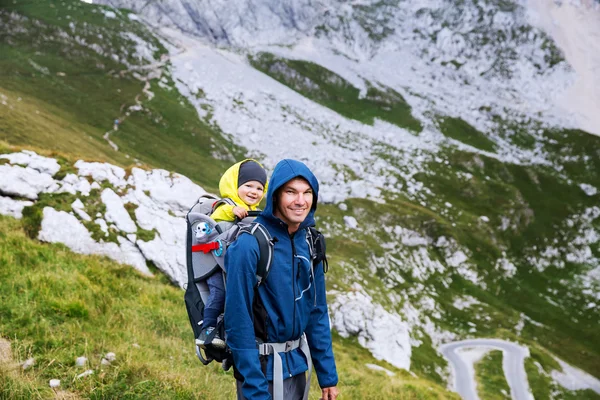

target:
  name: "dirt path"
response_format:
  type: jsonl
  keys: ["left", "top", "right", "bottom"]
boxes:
{"left": 103, "top": 57, "right": 169, "bottom": 152}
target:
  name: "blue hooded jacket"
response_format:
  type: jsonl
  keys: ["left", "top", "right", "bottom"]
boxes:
{"left": 224, "top": 159, "right": 338, "bottom": 399}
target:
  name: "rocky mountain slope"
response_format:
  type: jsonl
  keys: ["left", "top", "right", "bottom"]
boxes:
{"left": 2, "top": 0, "right": 600, "bottom": 398}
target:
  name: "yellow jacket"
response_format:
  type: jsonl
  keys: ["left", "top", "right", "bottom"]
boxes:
{"left": 211, "top": 159, "right": 268, "bottom": 222}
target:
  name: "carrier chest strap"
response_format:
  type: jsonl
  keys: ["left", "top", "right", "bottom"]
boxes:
{"left": 190, "top": 242, "right": 221, "bottom": 254}
{"left": 258, "top": 334, "right": 312, "bottom": 400}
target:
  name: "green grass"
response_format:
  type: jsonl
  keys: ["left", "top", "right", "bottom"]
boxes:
{"left": 316, "top": 136, "right": 600, "bottom": 380}
{"left": 3, "top": 0, "right": 600, "bottom": 395}
{"left": 474, "top": 351, "right": 511, "bottom": 400}
{"left": 249, "top": 52, "right": 423, "bottom": 132}
{"left": 525, "top": 358, "right": 600, "bottom": 400}
{"left": 0, "top": 214, "right": 460, "bottom": 399}
{"left": 21, "top": 192, "right": 80, "bottom": 240}
{"left": 20, "top": 186, "right": 125, "bottom": 244}
{"left": 0, "top": 0, "right": 246, "bottom": 194}
{"left": 437, "top": 117, "right": 497, "bottom": 153}
{"left": 412, "top": 143, "right": 600, "bottom": 376}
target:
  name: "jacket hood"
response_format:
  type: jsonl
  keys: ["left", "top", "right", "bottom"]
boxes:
{"left": 261, "top": 159, "right": 319, "bottom": 228}
{"left": 219, "top": 159, "right": 268, "bottom": 207}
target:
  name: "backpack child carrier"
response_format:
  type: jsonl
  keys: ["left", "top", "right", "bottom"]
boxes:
{"left": 183, "top": 194, "right": 330, "bottom": 369}
{"left": 184, "top": 194, "right": 274, "bottom": 366}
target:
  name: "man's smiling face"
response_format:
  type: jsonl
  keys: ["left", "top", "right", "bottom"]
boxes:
{"left": 273, "top": 177, "right": 313, "bottom": 233}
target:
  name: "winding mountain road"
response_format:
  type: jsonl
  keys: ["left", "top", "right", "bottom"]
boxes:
{"left": 440, "top": 339, "right": 534, "bottom": 400}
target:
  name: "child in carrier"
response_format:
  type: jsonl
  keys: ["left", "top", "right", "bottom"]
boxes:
{"left": 196, "top": 159, "right": 268, "bottom": 349}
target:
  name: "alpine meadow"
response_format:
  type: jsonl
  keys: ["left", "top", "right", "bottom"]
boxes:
{"left": 1, "top": 0, "right": 600, "bottom": 399}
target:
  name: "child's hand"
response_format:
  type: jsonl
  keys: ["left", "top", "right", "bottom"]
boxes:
{"left": 233, "top": 206, "right": 248, "bottom": 219}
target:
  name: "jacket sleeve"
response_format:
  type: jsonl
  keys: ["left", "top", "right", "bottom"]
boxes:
{"left": 211, "top": 204, "right": 236, "bottom": 222}
{"left": 304, "top": 261, "right": 338, "bottom": 388}
{"left": 224, "top": 235, "right": 270, "bottom": 399}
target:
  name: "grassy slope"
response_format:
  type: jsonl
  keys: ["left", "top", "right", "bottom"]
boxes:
{"left": 2, "top": 0, "right": 600, "bottom": 397}
{"left": 0, "top": 214, "right": 457, "bottom": 399}
{"left": 0, "top": 0, "right": 244, "bottom": 193}
{"left": 474, "top": 351, "right": 511, "bottom": 400}
{"left": 316, "top": 129, "right": 600, "bottom": 382}
{"left": 423, "top": 140, "right": 600, "bottom": 376}
{"left": 249, "top": 52, "right": 423, "bottom": 133}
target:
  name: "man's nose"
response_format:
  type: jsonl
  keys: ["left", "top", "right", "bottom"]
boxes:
{"left": 294, "top": 193, "right": 306, "bottom": 205}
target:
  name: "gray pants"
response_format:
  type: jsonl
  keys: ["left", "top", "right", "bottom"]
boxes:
{"left": 236, "top": 373, "right": 306, "bottom": 400}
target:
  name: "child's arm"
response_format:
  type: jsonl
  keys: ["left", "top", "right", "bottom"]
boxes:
{"left": 211, "top": 204, "right": 237, "bottom": 222}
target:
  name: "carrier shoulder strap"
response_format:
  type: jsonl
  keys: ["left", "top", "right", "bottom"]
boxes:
{"left": 307, "top": 226, "right": 329, "bottom": 273}
{"left": 211, "top": 197, "right": 237, "bottom": 214}
{"left": 238, "top": 222, "right": 274, "bottom": 286}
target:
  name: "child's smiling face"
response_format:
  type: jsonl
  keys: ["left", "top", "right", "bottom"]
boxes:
{"left": 237, "top": 180, "right": 265, "bottom": 206}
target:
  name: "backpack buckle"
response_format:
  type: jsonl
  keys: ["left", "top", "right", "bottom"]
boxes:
{"left": 285, "top": 340, "right": 293, "bottom": 352}
{"left": 212, "top": 239, "right": 223, "bottom": 257}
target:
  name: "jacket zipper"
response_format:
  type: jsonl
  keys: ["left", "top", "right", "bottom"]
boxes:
{"left": 288, "top": 232, "right": 296, "bottom": 377}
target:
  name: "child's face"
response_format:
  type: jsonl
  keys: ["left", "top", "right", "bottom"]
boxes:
{"left": 238, "top": 180, "right": 265, "bottom": 207}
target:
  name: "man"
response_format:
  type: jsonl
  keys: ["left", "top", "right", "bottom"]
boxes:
{"left": 225, "top": 159, "right": 339, "bottom": 400}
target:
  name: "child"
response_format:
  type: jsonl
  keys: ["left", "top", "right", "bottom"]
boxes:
{"left": 196, "top": 159, "right": 268, "bottom": 349}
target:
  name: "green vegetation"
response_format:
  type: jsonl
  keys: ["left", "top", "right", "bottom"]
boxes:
{"left": 411, "top": 142, "right": 600, "bottom": 376}
{"left": 21, "top": 192, "right": 79, "bottom": 240}
{"left": 2, "top": 0, "right": 600, "bottom": 397}
{"left": 474, "top": 351, "right": 511, "bottom": 400}
{"left": 20, "top": 187, "right": 124, "bottom": 244}
{"left": 0, "top": 215, "right": 458, "bottom": 399}
{"left": 125, "top": 203, "right": 157, "bottom": 242}
{"left": 315, "top": 126, "right": 600, "bottom": 381}
{"left": 525, "top": 358, "right": 600, "bottom": 400}
{"left": 249, "top": 52, "right": 423, "bottom": 132}
{"left": 0, "top": 0, "right": 245, "bottom": 193}
{"left": 438, "top": 117, "right": 497, "bottom": 153}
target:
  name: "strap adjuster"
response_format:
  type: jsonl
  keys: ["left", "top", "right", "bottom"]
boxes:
{"left": 285, "top": 340, "right": 293, "bottom": 352}
{"left": 258, "top": 343, "right": 269, "bottom": 355}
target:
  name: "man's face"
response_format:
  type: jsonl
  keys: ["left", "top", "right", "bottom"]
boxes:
{"left": 273, "top": 178, "right": 313, "bottom": 232}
